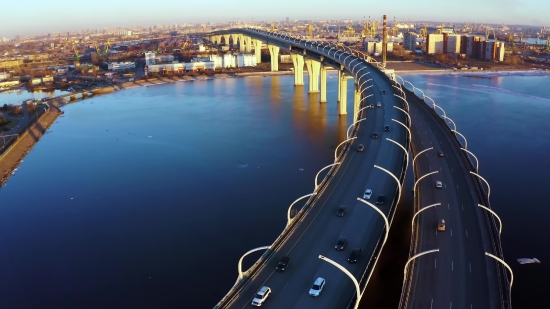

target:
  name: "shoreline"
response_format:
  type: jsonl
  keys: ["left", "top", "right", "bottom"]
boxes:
{"left": 1, "top": 66, "right": 548, "bottom": 187}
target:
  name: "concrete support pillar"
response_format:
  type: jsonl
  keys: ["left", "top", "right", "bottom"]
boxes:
{"left": 238, "top": 35, "right": 245, "bottom": 52}
{"left": 223, "top": 35, "right": 230, "bottom": 46}
{"left": 354, "top": 83, "right": 361, "bottom": 120}
{"left": 245, "top": 37, "right": 252, "bottom": 53}
{"left": 253, "top": 40, "right": 262, "bottom": 64}
{"left": 339, "top": 73, "right": 348, "bottom": 115}
{"left": 213, "top": 35, "right": 222, "bottom": 45}
{"left": 305, "top": 59, "right": 321, "bottom": 93}
{"left": 320, "top": 65, "right": 327, "bottom": 103}
{"left": 268, "top": 45, "right": 280, "bottom": 72}
{"left": 337, "top": 70, "right": 342, "bottom": 102}
{"left": 291, "top": 54, "right": 304, "bottom": 86}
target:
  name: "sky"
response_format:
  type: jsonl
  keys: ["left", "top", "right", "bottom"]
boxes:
{"left": 2, "top": 0, "right": 548, "bottom": 38}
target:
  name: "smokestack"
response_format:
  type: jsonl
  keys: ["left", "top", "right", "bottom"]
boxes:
{"left": 382, "top": 14, "right": 387, "bottom": 68}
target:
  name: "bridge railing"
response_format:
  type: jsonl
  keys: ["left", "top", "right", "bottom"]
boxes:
{"left": 395, "top": 79, "right": 511, "bottom": 309}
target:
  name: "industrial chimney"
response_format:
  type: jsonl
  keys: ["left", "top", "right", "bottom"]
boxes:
{"left": 382, "top": 14, "right": 387, "bottom": 68}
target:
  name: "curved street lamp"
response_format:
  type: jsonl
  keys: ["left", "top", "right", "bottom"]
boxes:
{"left": 413, "top": 147, "right": 433, "bottom": 166}
{"left": 454, "top": 130, "right": 468, "bottom": 149}
{"left": 411, "top": 203, "right": 441, "bottom": 235}
{"left": 393, "top": 94, "right": 410, "bottom": 111}
{"left": 414, "top": 87, "right": 426, "bottom": 101}
{"left": 386, "top": 138, "right": 409, "bottom": 166}
{"left": 238, "top": 246, "right": 271, "bottom": 281}
{"left": 461, "top": 148, "right": 478, "bottom": 171}
{"left": 413, "top": 171, "right": 439, "bottom": 195}
{"left": 403, "top": 249, "right": 439, "bottom": 284}
{"left": 470, "top": 171, "right": 491, "bottom": 200}
{"left": 403, "top": 80, "right": 416, "bottom": 92}
{"left": 485, "top": 252, "right": 514, "bottom": 289}
{"left": 347, "top": 118, "right": 366, "bottom": 139}
{"left": 478, "top": 204, "right": 502, "bottom": 236}
{"left": 357, "top": 198, "right": 390, "bottom": 246}
{"left": 391, "top": 119, "right": 412, "bottom": 144}
{"left": 374, "top": 165, "right": 403, "bottom": 207}
{"left": 319, "top": 255, "right": 361, "bottom": 309}
{"left": 334, "top": 137, "right": 357, "bottom": 161}
{"left": 315, "top": 163, "right": 341, "bottom": 190}
{"left": 394, "top": 74, "right": 405, "bottom": 86}
{"left": 444, "top": 116, "right": 457, "bottom": 132}
{"left": 359, "top": 78, "right": 373, "bottom": 89}
{"left": 433, "top": 104, "right": 447, "bottom": 119}
{"left": 359, "top": 93, "right": 374, "bottom": 105}
{"left": 393, "top": 106, "right": 412, "bottom": 127}
{"left": 287, "top": 193, "right": 316, "bottom": 226}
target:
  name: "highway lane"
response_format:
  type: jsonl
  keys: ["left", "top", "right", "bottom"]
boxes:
{"left": 224, "top": 67, "right": 407, "bottom": 309}
{"left": 405, "top": 90, "right": 502, "bottom": 308}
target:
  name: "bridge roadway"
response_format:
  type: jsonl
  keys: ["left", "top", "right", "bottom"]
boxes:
{"left": 218, "top": 30, "right": 408, "bottom": 309}
{"left": 404, "top": 88, "right": 503, "bottom": 308}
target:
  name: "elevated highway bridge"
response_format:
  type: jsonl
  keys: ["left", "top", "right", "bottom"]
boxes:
{"left": 207, "top": 27, "right": 511, "bottom": 309}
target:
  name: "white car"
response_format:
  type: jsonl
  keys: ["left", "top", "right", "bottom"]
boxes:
{"left": 363, "top": 189, "right": 372, "bottom": 199}
{"left": 435, "top": 181, "right": 443, "bottom": 188}
{"left": 309, "top": 277, "right": 326, "bottom": 297}
{"left": 376, "top": 102, "right": 382, "bottom": 107}
{"left": 251, "top": 286, "right": 271, "bottom": 306}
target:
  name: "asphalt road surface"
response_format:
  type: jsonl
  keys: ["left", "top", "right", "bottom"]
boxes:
{"left": 405, "top": 89, "right": 502, "bottom": 308}
{"left": 223, "top": 66, "right": 407, "bottom": 308}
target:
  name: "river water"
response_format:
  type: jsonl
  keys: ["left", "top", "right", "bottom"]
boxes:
{"left": 0, "top": 72, "right": 547, "bottom": 308}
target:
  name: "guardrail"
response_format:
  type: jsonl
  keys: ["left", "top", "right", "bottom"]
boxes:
{"left": 396, "top": 82, "right": 511, "bottom": 309}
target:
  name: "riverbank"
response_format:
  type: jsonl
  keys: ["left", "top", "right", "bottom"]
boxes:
{"left": 0, "top": 100, "right": 63, "bottom": 187}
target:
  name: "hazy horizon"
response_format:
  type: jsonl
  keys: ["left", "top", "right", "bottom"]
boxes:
{"left": 2, "top": 0, "right": 548, "bottom": 38}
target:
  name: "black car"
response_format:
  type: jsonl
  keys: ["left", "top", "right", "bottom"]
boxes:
{"left": 357, "top": 144, "right": 365, "bottom": 152}
{"left": 335, "top": 237, "right": 348, "bottom": 251}
{"left": 348, "top": 248, "right": 362, "bottom": 263}
{"left": 276, "top": 256, "right": 290, "bottom": 272}
{"left": 382, "top": 90, "right": 386, "bottom": 95}
{"left": 372, "top": 132, "right": 378, "bottom": 139}
{"left": 384, "top": 125, "right": 390, "bottom": 132}
{"left": 437, "top": 151, "right": 445, "bottom": 157}
{"left": 336, "top": 205, "right": 346, "bottom": 217}
{"left": 376, "top": 195, "right": 386, "bottom": 205}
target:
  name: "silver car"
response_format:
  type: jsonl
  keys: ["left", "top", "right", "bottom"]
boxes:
{"left": 251, "top": 286, "right": 271, "bottom": 306}
{"left": 363, "top": 189, "right": 372, "bottom": 199}
{"left": 435, "top": 181, "right": 443, "bottom": 188}
{"left": 309, "top": 277, "right": 326, "bottom": 297}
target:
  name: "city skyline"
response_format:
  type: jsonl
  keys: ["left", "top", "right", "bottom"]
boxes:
{"left": 2, "top": 0, "right": 549, "bottom": 37}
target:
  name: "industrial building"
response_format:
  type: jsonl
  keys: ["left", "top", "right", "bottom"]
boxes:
{"left": 146, "top": 53, "right": 257, "bottom": 74}
{"left": 403, "top": 32, "right": 418, "bottom": 52}
{"left": 366, "top": 41, "right": 394, "bottom": 55}
{"left": 107, "top": 62, "right": 136, "bottom": 71}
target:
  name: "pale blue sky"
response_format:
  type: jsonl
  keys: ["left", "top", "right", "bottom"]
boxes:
{"left": 2, "top": 0, "right": 548, "bottom": 37}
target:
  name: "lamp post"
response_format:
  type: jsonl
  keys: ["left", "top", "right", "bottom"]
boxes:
{"left": 454, "top": 131, "right": 468, "bottom": 149}
{"left": 357, "top": 197, "right": 390, "bottom": 246}
{"left": 413, "top": 171, "right": 438, "bottom": 195}
{"left": 413, "top": 147, "right": 433, "bottom": 166}
{"left": 478, "top": 204, "right": 502, "bottom": 235}
{"left": 403, "top": 249, "right": 439, "bottom": 283}
{"left": 485, "top": 252, "right": 514, "bottom": 289}
{"left": 318, "top": 255, "right": 361, "bottom": 309}
{"left": 393, "top": 94, "right": 410, "bottom": 111}
{"left": 393, "top": 106, "right": 411, "bottom": 127}
{"left": 315, "top": 163, "right": 340, "bottom": 190}
{"left": 374, "top": 165, "right": 402, "bottom": 207}
{"left": 347, "top": 118, "right": 366, "bottom": 139}
{"left": 391, "top": 119, "right": 411, "bottom": 144}
{"left": 237, "top": 246, "right": 271, "bottom": 281}
{"left": 386, "top": 138, "right": 409, "bottom": 166}
{"left": 411, "top": 203, "right": 441, "bottom": 235}
{"left": 461, "top": 148, "right": 478, "bottom": 171}
{"left": 287, "top": 193, "right": 316, "bottom": 226}
{"left": 470, "top": 171, "right": 491, "bottom": 200}
{"left": 444, "top": 116, "right": 457, "bottom": 132}
{"left": 334, "top": 137, "right": 357, "bottom": 161}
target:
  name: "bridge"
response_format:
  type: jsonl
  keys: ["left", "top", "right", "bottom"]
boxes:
{"left": 209, "top": 27, "right": 511, "bottom": 309}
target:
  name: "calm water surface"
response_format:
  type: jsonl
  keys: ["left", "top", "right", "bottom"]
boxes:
{"left": 0, "top": 72, "right": 548, "bottom": 308}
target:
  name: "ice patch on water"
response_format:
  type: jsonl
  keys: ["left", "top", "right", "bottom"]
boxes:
{"left": 425, "top": 82, "right": 550, "bottom": 102}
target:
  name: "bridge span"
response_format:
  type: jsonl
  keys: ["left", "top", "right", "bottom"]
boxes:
{"left": 210, "top": 28, "right": 408, "bottom": 309}
{"left": 209, "top": 27, "right": 510, "bottom": 309}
